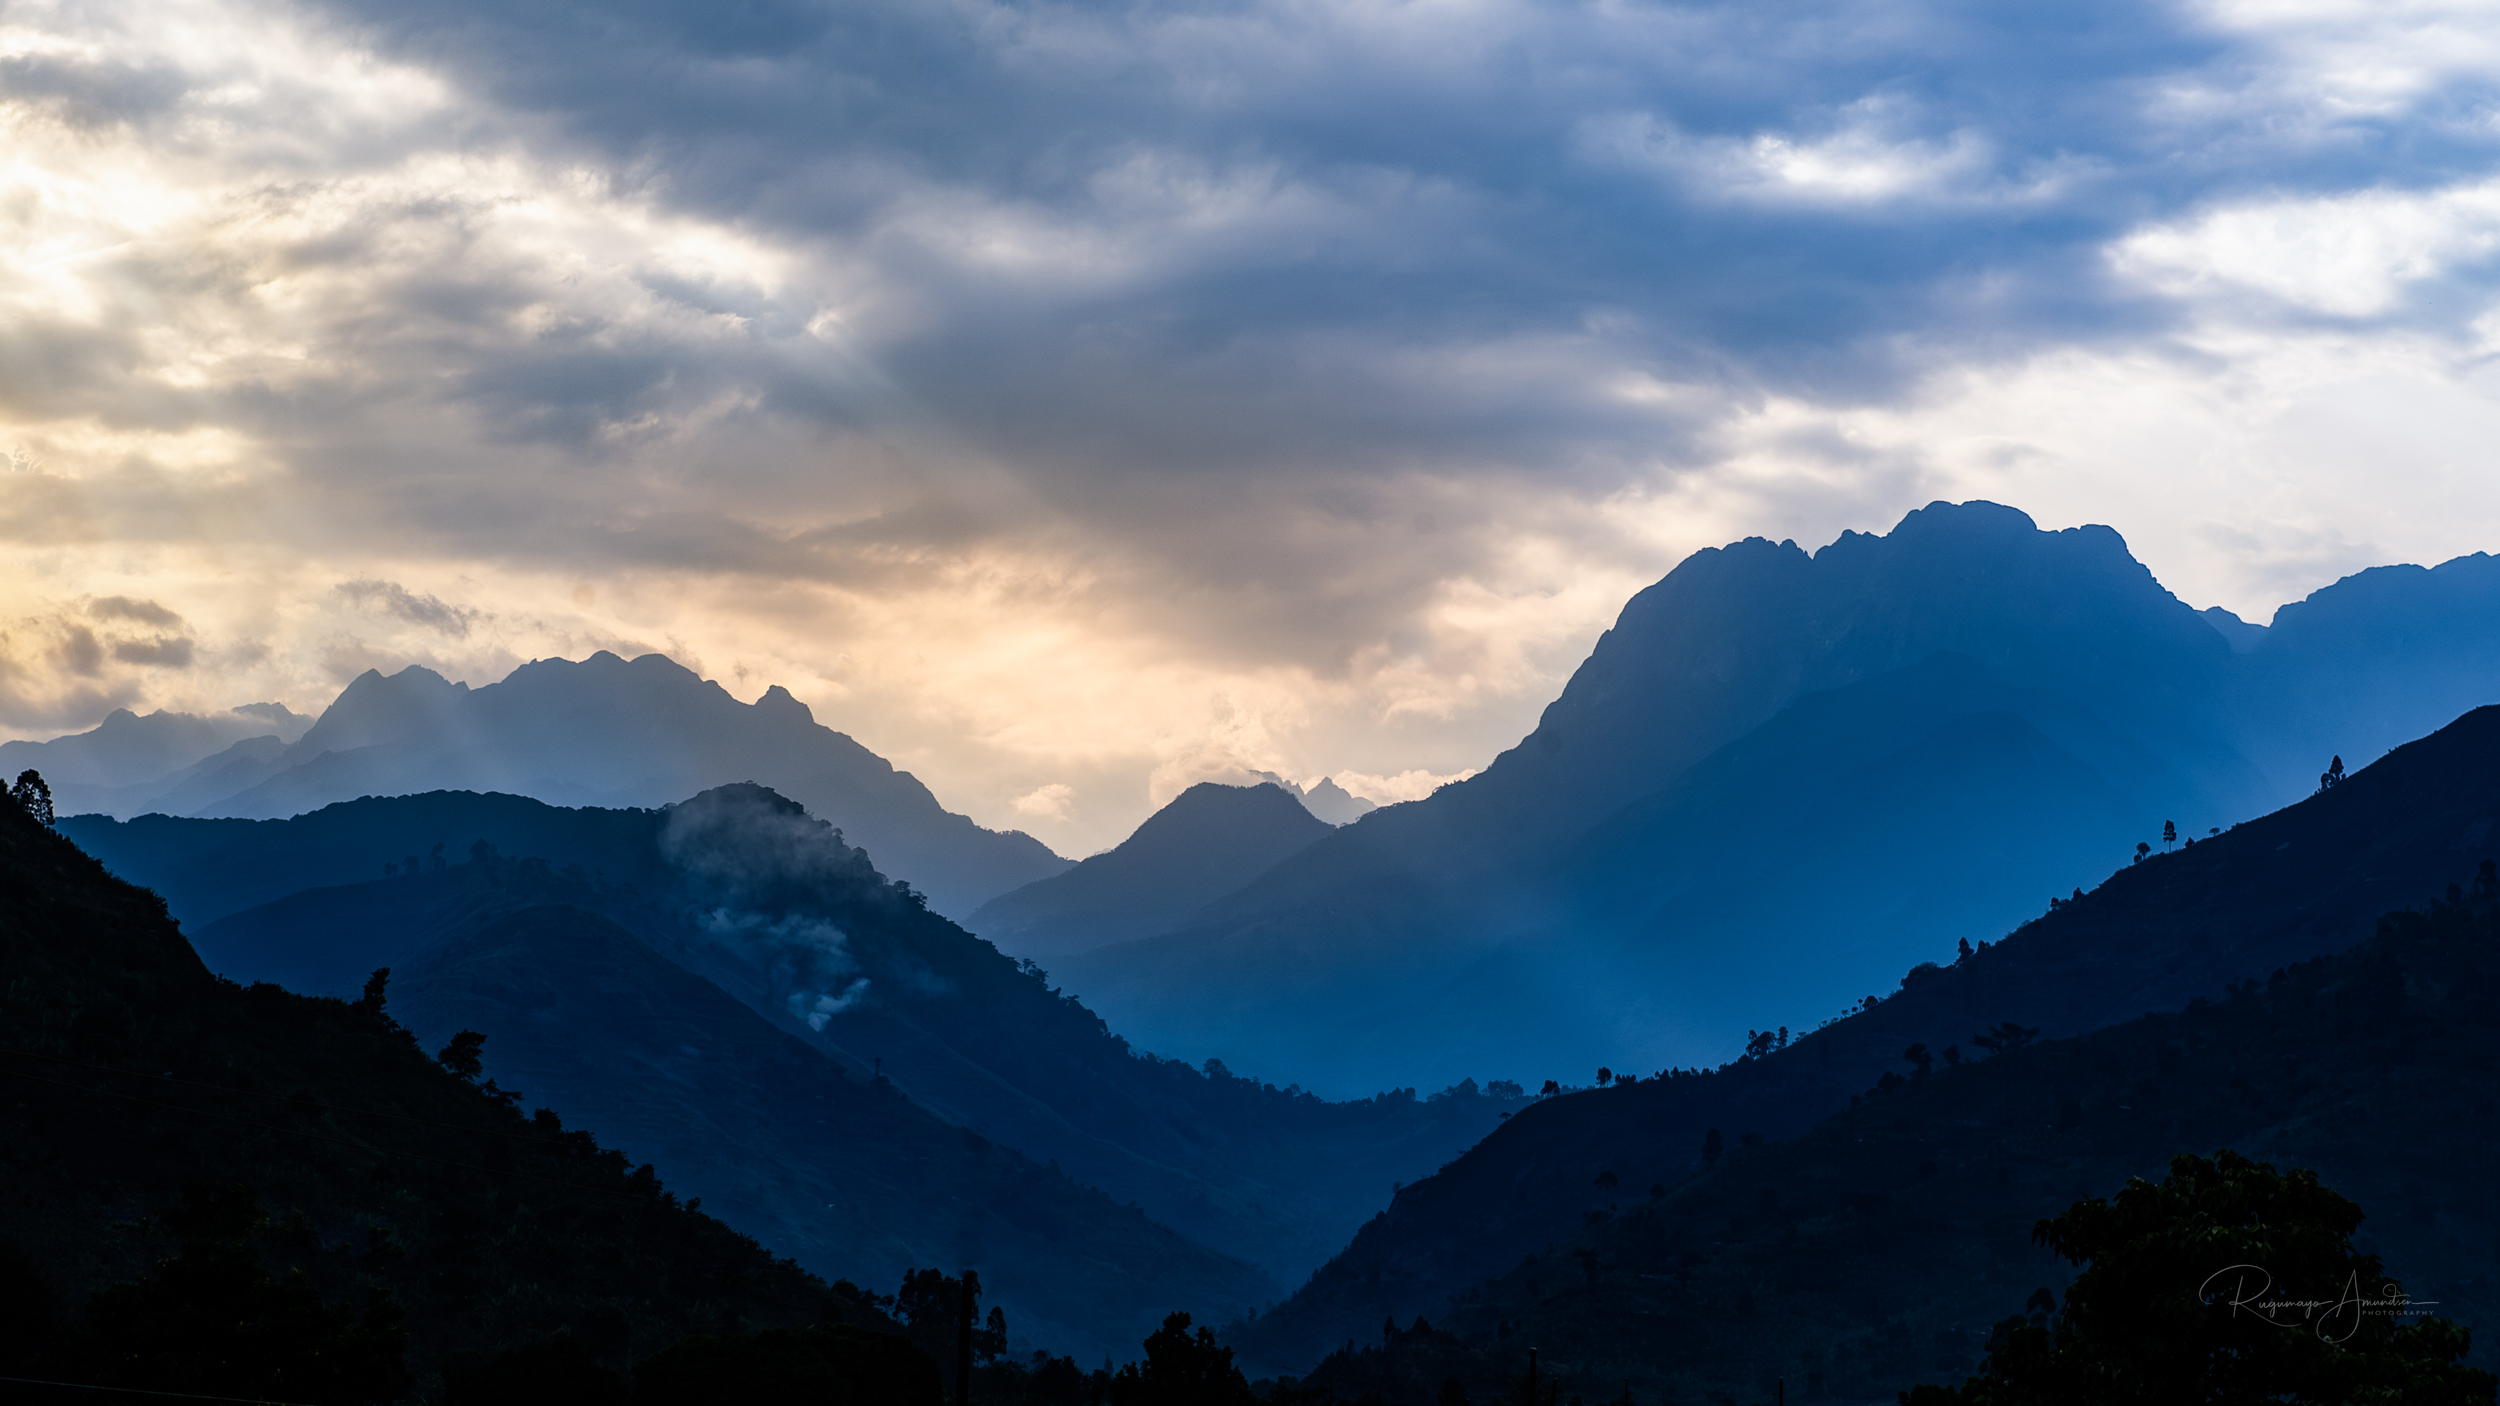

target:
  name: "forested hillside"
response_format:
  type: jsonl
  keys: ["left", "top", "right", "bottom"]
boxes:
{"left": 1232, "top": 702, "right": 2500, "bottom": 1375}
{"left": 0, "top": 781, "right": 914, "bottom": 1399}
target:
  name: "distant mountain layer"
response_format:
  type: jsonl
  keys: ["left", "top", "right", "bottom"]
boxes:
{"left": 970, "top": 782, "right": 1334, "bottom": 959}
{"left": 1227, "top": 701, "right": 2500, "bottom": 1377}
{"left": 64, "top": 786, "right": 1521, "bottom": 1317}
{"left": 37, "top": 652, "right": 1069, "bottom": 919}
{"left": 1057, "top": 502, "right": 2500, "bottom": 1095}
{"left": 0, "top": 704, "right": 311, "bottom": 817}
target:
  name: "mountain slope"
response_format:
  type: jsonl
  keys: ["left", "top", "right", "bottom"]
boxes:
{"left": 1228, "top": 702, "right": 2500, "bottom": 1374}
{"left": 0, "top": 786, "right": 912, "bottom": 1396}
{"left": 970, "top": 782, "right": 1334, "bottom": 958}
{"left": 1272, "top": 898, "right": 2500, "bottom": 1401}
{"left": 66, "top": 786, "right": 1522, "bottom": 1298}
{"left": 1057, "top": 504, "right": 2500, "bottom": 1095}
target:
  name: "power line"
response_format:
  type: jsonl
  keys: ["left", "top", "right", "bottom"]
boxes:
{"left": 0, "top": 1373, "right": 328, "bottom": 1405}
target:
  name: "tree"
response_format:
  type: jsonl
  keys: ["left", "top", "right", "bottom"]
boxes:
{"left": 2161, "top": 820, "right": 2176, "bottom": 850}
{"left": 9, "top": 769, "right": 51, "bottom": 826}
{"left": 2320, "top": 754, "right": 2346, "bottom": 791}
{"left": 2133, "top": 842, "right": 2150, "bottom": 865}
{"left": 1899, "top": 1151, "right": 2494, "bottom": 1405}
{"left": 1594, "top": 1171, "right": 1620, "bottom": 1191}
{"left": 1701, "top": 1128, "right": 1723, "bottom": 1168}
{"left": 1105, "top": 1312, "right": 1254, "bottom": 1406}
{"left": 437, "top": 1030, "right": 487, "bottom": 1082}
{"left": 1970, "top": 1022, "right": 2040, "bottom": 1056}
{"left": 354, "top": 968, "right": 391, "bottom": 1019}
{"left": 1903, "top": 1043, "right": 1933, "bottom": 1079}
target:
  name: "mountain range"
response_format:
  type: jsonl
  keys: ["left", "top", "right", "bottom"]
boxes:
{"left": 1043, "top": 502, "right": 2500, "bottom": 1096}
{"left": 24, "top": 652, "right": 1069, "bottom": 919}
{"left": 1228, "top": 701, "right": 2500, "bottom": 1381}
{"left": 59, "top": 785, "right": 1522, "bottom": 1358}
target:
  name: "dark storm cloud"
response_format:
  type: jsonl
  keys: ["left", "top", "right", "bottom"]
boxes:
{"left": 265, "top": 0, "right": 2500, "bottom": 511}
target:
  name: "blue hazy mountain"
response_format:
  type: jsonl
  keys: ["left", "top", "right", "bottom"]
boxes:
{"left": 0, "top": 703, "right": 311, "bottom": 817}
{"left": 55, "top": 651, "right": 1069, "bottom": 918}
{"left": 1057, "top": 503, "right": 2500, "bottom": 1097}
{"left": 970, "top": 782, "right": 1335, "bottom": 959}
{"left": 63, "top": 785, "right": 1520, "bottom": 1309}
{"left": 1229, "top": 702, "right": 2500, "bottom": 1378}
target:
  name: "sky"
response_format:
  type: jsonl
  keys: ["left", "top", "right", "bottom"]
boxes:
{"left": 6, "top": 0, "right": 2500, "bottom": 854}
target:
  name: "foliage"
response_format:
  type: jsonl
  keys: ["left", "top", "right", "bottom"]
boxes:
{"left": 444, "top": 1335, "right": 629, "bottom": 1406}
{"left": 10, "top": 768, "right": 52, "bottom": 826}
{"left": 1902, "top": 1151, "right": 2495, "bottom": 1405}
{"left": 634, "top": 1323, "right": 942, "bottom": 1405}
{"left": 0, "top": 795, "right": 899, "bottom": 1395}
{"left": 66, "top": 1186, "right": 407, "bottom": 1406}
{"left": 1108, "top": 1311, "right": 1257, "bottom": 1406}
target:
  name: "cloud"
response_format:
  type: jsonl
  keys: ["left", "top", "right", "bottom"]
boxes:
{"left": 336, "top": 580, "right": 484, "bottom": 636}
{"left": 4, "top": 0, "right": 2500, "bottom": 850}
{"left": 110, "top": 636, "right": 195, "bottom": 667}
{"left": 89, "top": 596, "right": 184, "bottom": 626}
{"left": 1011, "top": 783, "right": 1075, "bottom": 821}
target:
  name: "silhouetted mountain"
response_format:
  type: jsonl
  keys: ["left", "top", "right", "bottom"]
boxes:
{"left": 0, "top": 704, "right": 310, "bottom": 817}
{"left": 1264, "top": 896, "right": 2500, "bottom": 1400}
{"left": 0, "top": 782, "right": 917, "bottom": 1397}
{"left": 65, "top": 651, "right": 1068, "bottom": 917}
{"left": 1057, "top": 504, "right": 2500, "bottom": 1095}
{"left": 1298, "top": 778, "right": 1376, "bottom": 826}
{"left": 971, "top": 783, "right": 1335, "bottom": 958}
{"left": 64, "top": 786, "right": 1521, "bottom": 1309}
{"left": 1227, "top": 703, "right": 2500, "bottom": 1377}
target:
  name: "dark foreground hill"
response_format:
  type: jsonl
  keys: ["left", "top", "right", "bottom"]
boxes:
{"left": 1229, "top": 702, "right": 2500, "bottom": 1375}
{"left": 1264, "top": 898, "right": 2500, "bottom": 1402}
{"left": 970, "top": 783, "right": 1335, "bottom": 959}
{"left": 1059, "top": 505, "right": 2500, "bottom": 1095}
{"left": 63, "top": 786, "right": 1521, "bottom": 1310}
{"left": 0, "top": 782, "right": 914, "bottom": 1398}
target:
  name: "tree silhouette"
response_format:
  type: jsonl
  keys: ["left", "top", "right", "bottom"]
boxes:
{"left": 1701, "top": 1128, "right": 1723, "bottom": 1168}
{"left": 1903, "top": 1043, "right": 1933, "bottom": 1079}
{"left": 2161, "top": 820, "right": 2176, "bottom": 850}
{"left": 1105, "top": 1311, "right": 1254, "bottom": 1406}
{"left": 9, "top": 769, "right": 51, "bottom": 826}
{"left": 2320, "top": 754, "right": 2346, "bottom": 791}
{"left": 437, "top": 1030, "right": 487, "bottom": 1082}
{"left": 1900, "top": 1151, "right": 2494, "bottom": 1404}
{"left": 1595, "top": 1066, "right": 1612, "bottom": 1085}
{"left": 354, "top": 968, "right": 391, "bottom": 1019}
{"left": 1971, "top": 1022, "right": 2040, "bottom": 1056}
{"left": 2133, "top": 842, "right": 2150, "bottom": 865}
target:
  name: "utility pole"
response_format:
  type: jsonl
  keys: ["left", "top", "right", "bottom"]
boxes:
{"left": 956, "top": 1269, "right": 979, "bottom": 1406}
